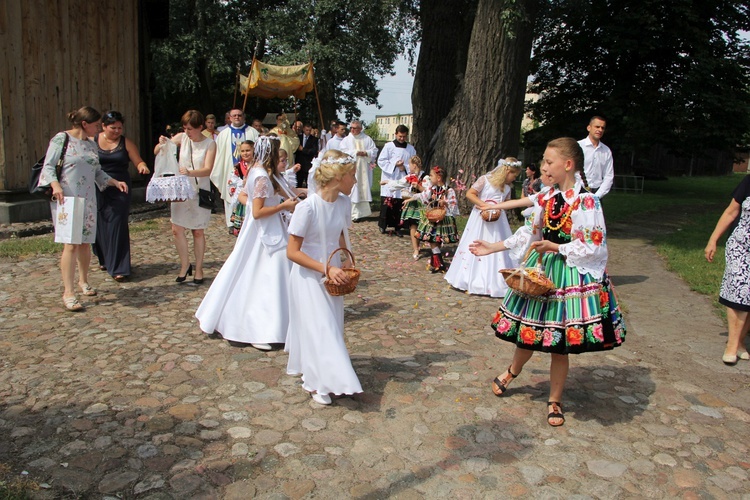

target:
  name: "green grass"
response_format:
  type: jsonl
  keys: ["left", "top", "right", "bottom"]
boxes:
{"left": 604, "top": 174, "right": 742, "bottom": 317}
{"left": 0, "top": 235, "right": 58, "bottom": 259}
{"left": 653, "top": 205, "right": 730, "bottom": 316}
{"left": 0, "top": 219, "right": 161, "bottom": 259}
{"left": 600, "top": 175, "right": 742, "bottom": 223}
{"left": 129, "top": 218, "right": 161, "bottom": 233}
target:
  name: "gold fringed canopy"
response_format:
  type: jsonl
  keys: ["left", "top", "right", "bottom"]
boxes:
{"left": 240, "top": 60, "right": 315, "bottom": 99}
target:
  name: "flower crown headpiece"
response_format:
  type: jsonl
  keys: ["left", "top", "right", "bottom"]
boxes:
{"left": 497, "top": 159, "right": 522, "bottom": 168}
{"left": 431, "top": 165, "right": 444, "bottom": 175}
{"left": 322, "top": 155, "right": 356, "bottom": 165}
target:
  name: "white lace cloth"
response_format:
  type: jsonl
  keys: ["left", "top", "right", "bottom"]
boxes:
{"left": 146, "top": 175, "right": 195, "bottom": 203}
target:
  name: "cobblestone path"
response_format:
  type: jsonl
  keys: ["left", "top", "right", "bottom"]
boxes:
{"left": 0, "top": 213, "right": 748, "bottom": 499}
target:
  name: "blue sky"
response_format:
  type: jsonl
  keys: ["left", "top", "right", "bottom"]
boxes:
{"left": 359, "top": 52, "right": 415, "bottom": 124}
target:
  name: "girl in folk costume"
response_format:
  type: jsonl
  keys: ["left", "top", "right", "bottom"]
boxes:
{"left": 286, "top": 149, "right": 363, "bottom": 405}
{"left": 445, "top": 158, "right": 522, "bottom": 297}
{"left": 414, "top": 166, "right": 459, "bottom": 272}
{"left": 195, "top": 136, "right": 299, "bottom": 351}
{"left": 398, "top": 156, "right": 431, "bottom": 260}
{"left": 469, "top": 138, "right": 626, "bottom": 427}
{"left": 228, "top": 140, "right": 254, "bottom": 236}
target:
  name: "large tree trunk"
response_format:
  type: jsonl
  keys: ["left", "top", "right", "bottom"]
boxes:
{"left": 420, "top": 0, "right": 539, "bottom": 191}
{"left": 411, "top": 0, "right": 476, "bottom": 158}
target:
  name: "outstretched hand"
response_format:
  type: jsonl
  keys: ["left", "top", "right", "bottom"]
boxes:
{"left": 469, "top": 240, "right": 493, "bottom": 256}
{"left": 530, "top": 240, "right": 559, "bottom": 254}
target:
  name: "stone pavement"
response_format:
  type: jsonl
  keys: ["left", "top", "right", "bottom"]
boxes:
{"left": 0, "top": 212, "right": 749, "bottom": 499}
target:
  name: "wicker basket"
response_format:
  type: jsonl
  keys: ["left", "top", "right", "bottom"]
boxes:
{"left": 324, "top": 247, "right": 361, "bottom": 296}
{"left": 499, "top": 248, "right": 556, "bottom": 297}
{"left": 425, "top": 201, "right": 446, "bottom": 224}
{"left": 481, "top": 200, "right": 502, "bottom": 222}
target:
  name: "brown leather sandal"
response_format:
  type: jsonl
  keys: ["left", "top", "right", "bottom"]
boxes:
{"left": 547, "top": 401, "right": 565, "bottom": 427}
{"left": 492, "top": 365, "right": 519, "bottom": 396}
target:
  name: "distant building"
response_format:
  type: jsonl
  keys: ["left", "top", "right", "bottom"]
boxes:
{"left": 375, "top": 113, "right": 414, "bottom": 142}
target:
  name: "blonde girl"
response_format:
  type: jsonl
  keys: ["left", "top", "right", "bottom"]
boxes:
{"left": 444, "top": 158, "right": 522, "bottom": 296}
{"left": 470, "top": 138, "right": 626, "bottom": 427}
{"left": 286, "top": 149, "right": 363, "bottom": 405}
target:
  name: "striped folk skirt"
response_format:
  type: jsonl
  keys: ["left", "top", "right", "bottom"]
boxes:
{"left": 491, "top": 250, "right": 626, "bottom": 354}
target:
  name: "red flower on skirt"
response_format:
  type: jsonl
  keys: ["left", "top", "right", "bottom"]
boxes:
{"left": 519, "top": 326, "right": 537, "bottom": 344}
{"left": 599, "top": 290, "right": 609, "bottom": 308}
{"left": 566, "top": 326, "right": 584, "bottom": 345}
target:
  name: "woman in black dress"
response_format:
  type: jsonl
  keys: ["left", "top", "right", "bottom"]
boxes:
{"left": 93, "top": 111, "right": 150, "bottom": 281}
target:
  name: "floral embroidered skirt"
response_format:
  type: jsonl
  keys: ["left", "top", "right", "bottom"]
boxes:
{"left": 400, "top": 199, "right": 424, "bottom": 226}
{"left": 491, "top": 251, "right": 626, "bottom": 354}
{"left": 416, "top": 215, "right": 459, "bottom": 244}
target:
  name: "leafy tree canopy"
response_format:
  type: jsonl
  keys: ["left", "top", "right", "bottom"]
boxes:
{"left": 151, "top": 0, "right": 417, "bottom": 126}
{"left": 527, "top": 0, "right": 750, "bottom": 162}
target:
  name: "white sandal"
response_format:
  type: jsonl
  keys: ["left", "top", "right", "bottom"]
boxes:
{"left": 63, "top": 296, "right": 84, "bottom": 312}
{"left": 80, "top": 283, "right": 97, "bottom": 296}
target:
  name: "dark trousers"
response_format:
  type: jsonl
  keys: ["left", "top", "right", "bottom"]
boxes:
{"left": 378, "top": 197, "right": 404, "bottom": 231}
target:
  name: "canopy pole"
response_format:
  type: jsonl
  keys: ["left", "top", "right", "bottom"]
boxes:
{"left": 242, "top": 57, "right": 254, "bottom": 113}
{"left": 311, "top": 61, "right": 325, "bottom": 132}
{"left": 232, "top": 62, "right": 240, "bottom": 109}
{"left": 242, "top": 41, "right": 260, "bottom": 113}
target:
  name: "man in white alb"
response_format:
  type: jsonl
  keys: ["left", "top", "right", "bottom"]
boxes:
{"left": 578, "top": 116, "right": 614, "bottom": 198}
{"left": 339, "top": 120, "right": 378, "bottom": 221}
{"left": 377, "top": 124, "right": 416, "bottom": 234}
{"left": 210, "top": 109, "right": 260, "bottom": 229}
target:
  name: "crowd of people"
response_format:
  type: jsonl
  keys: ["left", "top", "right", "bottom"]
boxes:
{"left": 37, "top": 105, "right": 744, "bottom": 423}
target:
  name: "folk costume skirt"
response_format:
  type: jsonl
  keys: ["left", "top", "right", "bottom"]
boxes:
{"left": 415, "top": 214, "right": 459, "bottom": 244}
{"left": 491, "top": 250, "right": 626, "bottom": 354}
{"left": 400, "top": 199, "right": 424, "bottom": 226}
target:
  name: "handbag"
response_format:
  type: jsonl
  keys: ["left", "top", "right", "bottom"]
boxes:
{"left": 198, "top": 184, "right": 215, "bottom": 210}
{"left": 29, "top": 133, "right": 70, "bottom": 198}
{"left": 187, "top": 139, "right": 215, "bottom": 210}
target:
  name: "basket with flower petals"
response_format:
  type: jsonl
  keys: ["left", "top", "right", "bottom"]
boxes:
{"left": 499, "top": 248, "right": 556, "bottom": 296}
{"left": 480, "top": 200, "right": 502, "bottom": 222}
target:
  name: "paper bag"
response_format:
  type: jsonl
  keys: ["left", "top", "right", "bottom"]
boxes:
{"left": 54, "top": 196, "right": 85, "bottom": 244}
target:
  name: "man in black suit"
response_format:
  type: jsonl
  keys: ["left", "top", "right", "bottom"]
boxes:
{"left": 296, "top": 123, "right": 318, "bottom": 188}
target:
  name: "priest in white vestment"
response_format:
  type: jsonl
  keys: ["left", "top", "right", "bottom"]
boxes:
{"left": 339, "top": 121, "right": 378, "bottom": 221}
{"left": 210, "top": 109, "right": 259, "bottom": 228}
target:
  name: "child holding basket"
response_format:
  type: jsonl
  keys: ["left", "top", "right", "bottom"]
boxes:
{"left": 285, "top": 149, "right": 363, "bottom": 405}
{"left": 444, "top": 157, "right": 522, "bottom": 296}
{"left": 469, "top": 138, "right": 626, "bottom": 427}
{"left": 414, "top": 166, "right": 459, "bottom": 273}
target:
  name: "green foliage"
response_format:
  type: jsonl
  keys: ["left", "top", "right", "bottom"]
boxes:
{"left": 528, "top": 0, "right": 750, "bottom": 164}
{"left": 152, "top": 0, "right": 418, "bottom": 124}
{"left": 365, "top": 121, "right": 381, "bottom": 141}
